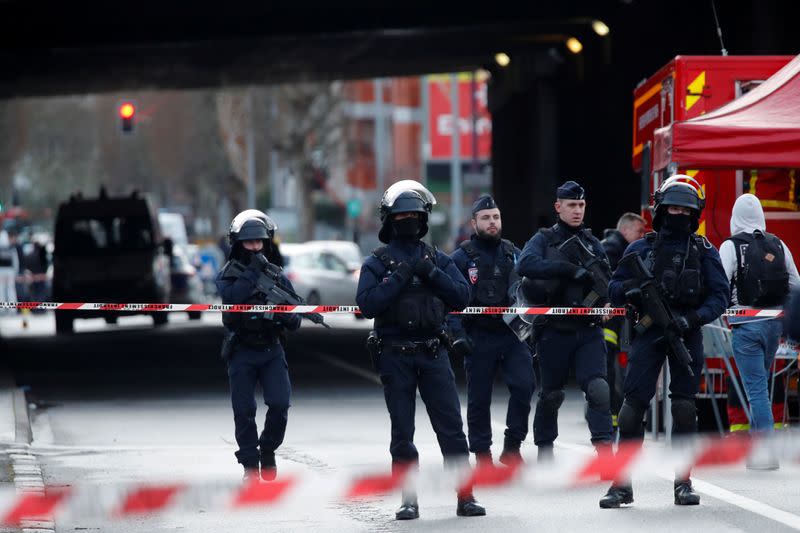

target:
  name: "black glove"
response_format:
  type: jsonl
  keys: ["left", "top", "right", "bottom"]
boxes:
{"left": 670, "top": 315, "right": 691, "bottom": 336}
{"left": 413, "top": 255, "right": 437, "bottom": 279}
{"left": 623, "top": 287, "right": 643, "bottom": 308}
{"left": 248, "top": 252, "right": 269, "bottom": 271}
{"left": 393, "top": 261, "right": 414, "bottom": 283}
{"left": 451, "top": 335, "right": 473, "bottom": 357}
{"left": 572, "top": 267, "right": 595, "bottom": 286}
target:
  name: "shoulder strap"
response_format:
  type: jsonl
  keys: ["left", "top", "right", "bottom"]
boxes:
{"left": 371, "top": 246, "right": 394, "bottom": 269}
{"left": 459, "top": 240, "right": 480, "bottom": 262}
{"left": 500, "top": 239, "right": 515, "bottom": 259}
{"left": 539, "top": 227, "right": 557, "bottom": 245}
{"left": 219, "top": 260, "right": 245, "bottom": 280}
{"left": 693, "top": 234, "right": 713, "bottom": 250}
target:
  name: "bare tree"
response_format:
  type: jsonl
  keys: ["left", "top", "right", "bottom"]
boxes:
{"left": 270, "top": 81, "right": 346, "bottom": 240}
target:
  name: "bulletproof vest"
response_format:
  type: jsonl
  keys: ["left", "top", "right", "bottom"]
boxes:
{"left": 372, "top": 244, "right": 447, "bottom": 335}
{"left": 460, "top": 239, "right": 516, "bottom": 331}
{"left": 540, "top": 225, "right": 594, "bottom": 307}
{"left": 218, "top": 260, "right": 281, "bottom": 344}
{"left": 729, "top": 230, "right": 789, "bottom": 307}
{"left": 0, "top": 246, "right": 13, "bottom": 268}
{"left": 645, "top": 231, "right": 707, "bottom": 309}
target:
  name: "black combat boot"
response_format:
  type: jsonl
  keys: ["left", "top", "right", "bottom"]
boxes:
{"left": 674, "top": 479, "right": 700, "bottom": 505}
{"left": 395, "top": 489, "right": 419, "bottom": 520}
{"left": 242, "top": 465, "right": 261, "bottom": 485}
{"left": 474, "top": 451, "right": 494, "bottom": 468}
{"left": 599, "top": 483, "right": 634, "bottom": 508}
{"left": 499, "top": 436, "right": 524, "bottom": 466}
{"left": 456, "top": 491, "right": 486, "bottom": 517}
{"left": 537, "top": 444, "right": 554, "bottom": 463}
{"left": 260, "top": 451, "right": 277, "bottom": 481}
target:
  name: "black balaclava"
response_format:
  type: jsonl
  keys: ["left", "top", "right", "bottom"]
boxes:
{"left": 391, "top": 217, "right": 421, "bottom": 240}
{"left": 231, "top": 240, "right": 271, "bottom": 262}
{"left": 663, "top": 212, "right": 692, "bottom": 234}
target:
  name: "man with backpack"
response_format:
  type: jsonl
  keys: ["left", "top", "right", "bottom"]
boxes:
{"left": 720, "top": 193, "right": 799, "bottom": 469}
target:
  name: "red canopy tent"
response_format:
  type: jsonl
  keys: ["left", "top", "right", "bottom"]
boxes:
{"left": 654, "top": 53, "right": 800, "bottom": 170}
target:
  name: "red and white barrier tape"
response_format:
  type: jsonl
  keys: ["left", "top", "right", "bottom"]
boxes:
{"left": 0, "top": 432, "right": 798, "bottom": 525}
{"left": 0, "top": 302, "right": 785, "bottom": 317}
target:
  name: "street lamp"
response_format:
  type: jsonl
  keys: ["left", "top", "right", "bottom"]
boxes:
{"left": 566, "top": 37, "right": 583, "bottom": 54}
{"left": 494, "top": 53, "right": 511, "bottom": 67}
{"left": 592, "top": 20, "right": 610, "bottom": 37}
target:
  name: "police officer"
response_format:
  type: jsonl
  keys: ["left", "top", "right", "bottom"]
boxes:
{"left": 356, "top": 180, "right": 485, "bottom": 520}
{"left": 600, "top": 176, "right": 729, "bottom": 508}
{"left": 449, "top": 195, "right": 535, "bottom": 467}
{"left": 216, "top": 210, "right": 301, "bottom": 483}
{"left": 517, "top": 181, "right": 614, "bottom": 462}
{"left": 600, "top": 213, "right": 646, "bottom": 431}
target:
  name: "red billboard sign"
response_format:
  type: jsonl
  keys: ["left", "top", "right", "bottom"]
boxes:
{"left": 427, "top": 73, "right": 492, "bottom": 160}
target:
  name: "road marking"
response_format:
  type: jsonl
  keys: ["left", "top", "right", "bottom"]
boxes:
{"left": 311, "top": 352, "right": 382, "bottom": 386}
{"left": 315, "top": 352, "right": 800, "bottom": 529}
{"left": 557, "top": 439, "right": 800, "bottom": 530}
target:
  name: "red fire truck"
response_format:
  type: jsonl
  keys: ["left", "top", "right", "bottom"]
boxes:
{"left": 632, "top": 55, "right": 800, "bottom": 432}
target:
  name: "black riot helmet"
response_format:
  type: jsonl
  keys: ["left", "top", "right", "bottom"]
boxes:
{"left": 378, "top": 180, "right": 436, "bottom": 243}
{"left": 228, "top": 209, "right": 277, "bottom": 258}
{"left": 652, "top": 175, "right": 706, "bottom": 232}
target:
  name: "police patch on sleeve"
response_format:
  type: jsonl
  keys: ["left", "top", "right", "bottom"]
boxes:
{"left": 468, "top": 266, "right": 479, "bottom": 284}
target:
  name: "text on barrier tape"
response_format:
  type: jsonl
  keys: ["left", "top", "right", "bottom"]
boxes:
{"left": 0, "top": 302, "right": 786, "bottom": 318}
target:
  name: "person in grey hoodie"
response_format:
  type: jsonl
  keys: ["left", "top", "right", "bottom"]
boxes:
{"left": 720, "top": 194, "right": 799, "bottom": 466}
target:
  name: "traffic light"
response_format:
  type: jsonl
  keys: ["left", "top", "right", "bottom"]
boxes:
{"left": 119, "top": 102, "right": 136, "bottom": 133}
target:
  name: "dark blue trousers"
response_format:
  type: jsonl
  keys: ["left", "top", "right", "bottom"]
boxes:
{"left": 623, "top": 328, "right": 704, "bottom": 406}
{"left": 227, "top": 342, "right": 291, "bottom": 468}
{"left": 533, "top": 325, "right": 613, "bottom": 446}
{"left": 378, "top": 345, "right": 469, "bottom": 463}
{"left": 464, "top": 329, "right": 535, "bottom": 453}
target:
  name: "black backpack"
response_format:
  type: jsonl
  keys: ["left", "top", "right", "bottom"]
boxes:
{"left": 729, "top": 230, "right": 789, "bottom": 307}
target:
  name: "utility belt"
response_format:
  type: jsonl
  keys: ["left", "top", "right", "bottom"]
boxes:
{"left": 237, "top": 331, "right": 280, "bottom": 349}
{"left": 366, "top": 330, "right": 446, "bottom": 369}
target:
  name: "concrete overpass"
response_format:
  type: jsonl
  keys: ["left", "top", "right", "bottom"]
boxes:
{"left": 2, "top": 1, "right": 797, "bottom": 243}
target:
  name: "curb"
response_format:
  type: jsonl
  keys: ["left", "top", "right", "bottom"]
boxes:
{"left": 4, "top": 376, "right": 53, "bottom": 533}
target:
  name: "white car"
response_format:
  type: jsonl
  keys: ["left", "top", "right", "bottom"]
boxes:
{"left": 279, "top": 243, "right": 359, "bottom": 306}
{"left": 301, "top": 240, "right": 365, "bottom": 273}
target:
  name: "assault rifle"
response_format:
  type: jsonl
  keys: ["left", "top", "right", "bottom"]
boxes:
{"left": 558, "top": 235, "right": 611, "bottom": 307}
{"left": 618, "top": 253, "right": 694, "bottom": 377}
{"left": 229, "top": 259, "right": 329, "bottom": 328}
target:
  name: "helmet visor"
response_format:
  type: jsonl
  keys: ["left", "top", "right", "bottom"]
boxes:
{"left": 381, "top": 180, "right": 437, "bottom": 210}
{"left": 230, "top": 209, "right": 278, "bottom": 234}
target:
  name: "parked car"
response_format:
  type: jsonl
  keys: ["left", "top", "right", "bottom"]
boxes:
{"left": 279, "top": 243, "right": 359, "bottom": 305}
{"left": 52, "top": 189, "right": 171, "bottom": 334}
{"left": 302, "top": 240, "right": 365, "bottom": 274}
{"left": 167, "top": 242, "right": 204, "bottom": 320}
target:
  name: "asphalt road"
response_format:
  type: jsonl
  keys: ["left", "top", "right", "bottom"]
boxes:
{"left": 1, "top": 313, "right": 799, "bottom": 532}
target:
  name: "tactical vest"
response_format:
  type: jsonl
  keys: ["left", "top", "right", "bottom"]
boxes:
{"left": 539, "top": 225, "right": 594, "bottom": 307}
{"left": 728, "top": 230, "right": 789, "bottom": 307}
{"left": 459, "top": 239, "right": 516, "bottom": 331}
{"left": 372, "top": 244, "right": 447, "bottom": 335}
{"left": 644, "top": 231, "right": 707, "bottom": 309}
{"left": 218, "top": 260, "right": 282, "bottom": 346}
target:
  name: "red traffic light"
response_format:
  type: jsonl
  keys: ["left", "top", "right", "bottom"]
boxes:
{"left": 119, "top": 103, "right": 135, "bottom": 119}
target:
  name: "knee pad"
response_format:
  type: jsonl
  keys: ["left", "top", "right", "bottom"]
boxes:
{"left": 538, "top": 389, "right": 565, "bottom": 415}
{"left": 585, "top": 378, "right": 610, "bottom": 412}
{"left": 671, "top": 398, "right": 697, "bottom": 434}
{"left": 617, "top": 400, "right": 646, "bottom": 440}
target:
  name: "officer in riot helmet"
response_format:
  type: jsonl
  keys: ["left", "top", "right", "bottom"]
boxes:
{"left": 216, "top": 210, "right": 301, "bottom": 484}
{"left": 516, "top": 181, "right": 614, "bottom": 463}
{"left": 600, "top": 176, "right": 729, "bottom": 508}
{"left": 356, "top": 180, "right": 486, "bottom": 520}
{"left": 448, "top": 195, "right": 535, "bottom": 467}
